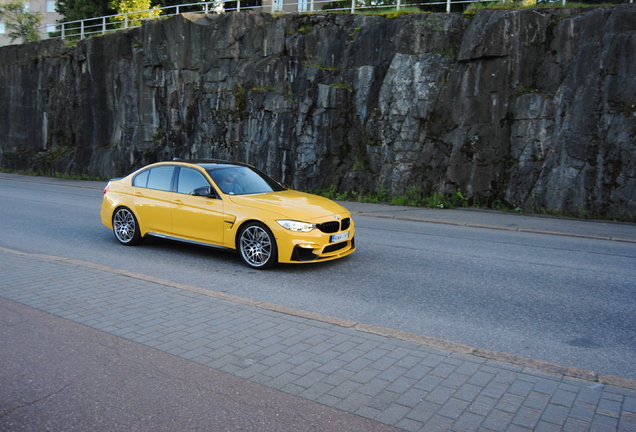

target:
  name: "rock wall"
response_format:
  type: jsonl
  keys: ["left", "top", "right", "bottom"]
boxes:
{"left": 1, "top": 6, "right": 635, "bottom": 219}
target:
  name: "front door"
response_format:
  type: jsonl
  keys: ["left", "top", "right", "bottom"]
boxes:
{"left": 170, "top": 167, "right": 225, "bottom": 245}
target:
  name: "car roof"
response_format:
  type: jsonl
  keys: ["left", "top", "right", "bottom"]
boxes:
{"left": 169, "top": 159, "right": 253, "bottom": 170}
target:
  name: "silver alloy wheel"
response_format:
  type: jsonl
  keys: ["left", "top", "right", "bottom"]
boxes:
{"left": 113, "top": 207, "right": 139, "bottom": 245}
{"left": 239, "top": 223, "right": 275, "bottom": 269}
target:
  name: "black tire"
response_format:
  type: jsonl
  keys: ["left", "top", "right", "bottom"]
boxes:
{"left": 238, "top": 222, "right": 278, "bottom": 269}
{"left": 112, "top": 207, "right": 143, "bottom": 246}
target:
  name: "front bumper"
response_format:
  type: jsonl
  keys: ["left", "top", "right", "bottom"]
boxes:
{"left": 290, "top": 236, "right": 356, "bottom": 262}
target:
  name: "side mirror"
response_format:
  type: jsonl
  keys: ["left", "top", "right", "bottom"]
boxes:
{"left": 191, "top": 186, "right": 216, "bottom": 198}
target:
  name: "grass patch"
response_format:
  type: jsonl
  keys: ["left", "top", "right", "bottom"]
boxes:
{"left": 329, "top": 83, "right": 354, "bottom": 90}
{"left": 354, "top": 7, "right": 422, "bottom": 16}
{"left": 464, "top": 0, "right": 619, "bottom": 17}
{"left": 312, "top": 186, "right": 471, "bottom": 209}
{"left": 297, "top": 24, "right": 314, "bottom": 34}
{"left": 514, "top": 85, "right": 540, "bottom": 97}
{"left": 304, "top": 62, "right": 341, "bottom": 72}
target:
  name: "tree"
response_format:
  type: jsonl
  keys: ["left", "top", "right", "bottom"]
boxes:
{"left": 0, "top": 0, "right": 43, "bottom": 43}
{"left": 54, "top": 0, "right": 114, "bottom": 39}
{"left": 56, "top": 0, "right": 115, "bottom": 23}
{"left": 109, "top": 0, "right": 160, "bottom": 27}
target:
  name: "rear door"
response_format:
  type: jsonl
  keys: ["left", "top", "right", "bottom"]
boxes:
{"left": 131, "top": 165, "right": 175, "bottom": 234}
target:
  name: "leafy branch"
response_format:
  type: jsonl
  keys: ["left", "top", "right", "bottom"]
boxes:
{"left": 0, "top": 0, "right": 43, "bottom": 43}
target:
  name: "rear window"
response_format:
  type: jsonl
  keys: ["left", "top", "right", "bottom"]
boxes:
{"left": 132, "top": 170, "right": 149, "bottom": 187}
{"left": 133, "top": 166, "right": 174, "bottom": 191}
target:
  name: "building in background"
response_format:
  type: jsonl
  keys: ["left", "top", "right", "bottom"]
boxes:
{"left": 0, "top": 0, "right": 63, "bottom": 46}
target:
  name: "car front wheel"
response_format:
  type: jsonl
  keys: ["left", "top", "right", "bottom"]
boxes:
{"left": 238, "top": 222, "right": 278, "bottom": 269}
{"left": 112, "top": 207, "right": 143, "bottom": 245}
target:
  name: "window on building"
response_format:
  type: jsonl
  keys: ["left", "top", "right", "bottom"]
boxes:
{"left": 23, "top": 2, "right": 30, "bottom": 12}
{"left": 46, "top": 24, "right": 56, "bottom": 34}
{"left": 46, "top": 0, "right": 56, "bottom": 13}
{"left": 0, "top": 23, "right": 5, "bottom": 35}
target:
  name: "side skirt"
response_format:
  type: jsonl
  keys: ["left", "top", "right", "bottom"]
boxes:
{"left": 145, "top": 232, "right": 235, "bottom": 252}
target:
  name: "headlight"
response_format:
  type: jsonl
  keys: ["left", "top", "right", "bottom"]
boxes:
{"left": 277, "top": 220, "right": 316, "bottom": 232}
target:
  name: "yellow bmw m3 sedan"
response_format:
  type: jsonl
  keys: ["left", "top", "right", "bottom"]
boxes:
{"left": 100, "top": 160, "right": 355, "bottom": 269}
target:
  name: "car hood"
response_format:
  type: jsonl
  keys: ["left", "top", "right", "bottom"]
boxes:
{"left": 228, "top": 190, "right": 349, "bottom": 221}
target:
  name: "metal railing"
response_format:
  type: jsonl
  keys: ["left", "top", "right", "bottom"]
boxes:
{"left": 48, "top": 0, "right": 631, "bottom": 42}
{"left": 54, "top": 0, "right": 270, "bottom": 40}
{"left": 49, "top": 0, "right": 482, "bottom": 40}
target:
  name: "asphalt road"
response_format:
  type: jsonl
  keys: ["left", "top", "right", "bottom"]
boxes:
{"left": 1, "top": 174, "right": 635, "bottom": 380}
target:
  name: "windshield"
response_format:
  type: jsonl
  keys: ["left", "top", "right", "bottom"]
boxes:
{"left": 207, "top": 166, "right": 285, "bottom": 196}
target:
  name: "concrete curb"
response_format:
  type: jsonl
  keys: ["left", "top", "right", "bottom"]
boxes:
{"left": 351, "top": 212, "right": 636, "bottom": 244}
{"left": 2, "top": 245, "right": 635, "bottom": 391}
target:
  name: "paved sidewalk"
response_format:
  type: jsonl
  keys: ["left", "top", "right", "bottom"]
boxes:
{"left": 0, "top": 297, "right": 399, "bottom": 432}
{"left": 1, "top": 246, "right": 635, "bottom": 432}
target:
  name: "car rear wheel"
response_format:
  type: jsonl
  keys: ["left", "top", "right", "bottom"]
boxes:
{"left": 113, "top": 207, "right": 143, "bottom": 245}
{"left": 238, "top": 222, "right": 278, "bottom": 269}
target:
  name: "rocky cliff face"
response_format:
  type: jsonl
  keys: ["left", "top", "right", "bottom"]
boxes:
{"left": 1, "top": 6, "right": 635, "bottom": 219}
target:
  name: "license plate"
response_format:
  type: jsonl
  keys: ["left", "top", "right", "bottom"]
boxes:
{"left": 330, "top": 231, "right": 349, "bottom": 243}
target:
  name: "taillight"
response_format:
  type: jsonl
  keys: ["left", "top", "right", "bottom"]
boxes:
{"left": 103, "top": 185, "right": 109, "bottom": 195}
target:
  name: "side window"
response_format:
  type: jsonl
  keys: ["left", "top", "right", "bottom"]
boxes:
{"left": 177, "top": 168, "right": 210, "bottom": 194}
{"left": 132, "top": 170, "right": 149, "bottom": 188}
{"left": 146, "top": 166, "right": 175, "bottom": 191}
